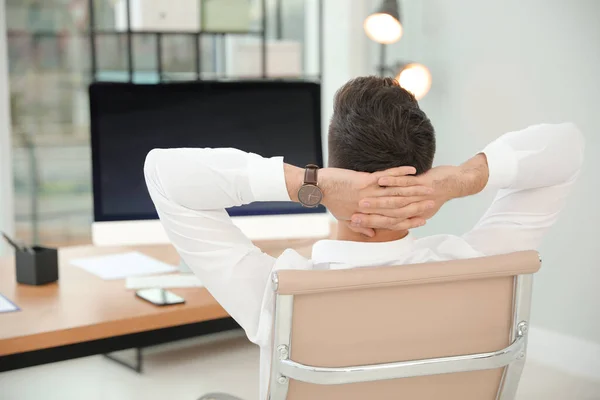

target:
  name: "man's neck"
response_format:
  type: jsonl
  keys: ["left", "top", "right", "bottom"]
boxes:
{"left": 335, "top": 223, "right": 409, "bottom": 243}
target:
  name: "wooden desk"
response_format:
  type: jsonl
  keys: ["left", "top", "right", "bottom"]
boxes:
{"left": 0, "top": 239, "right": 317, "bottom": 372}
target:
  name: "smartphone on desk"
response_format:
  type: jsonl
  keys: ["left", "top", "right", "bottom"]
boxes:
{"left": 135, "top": 288, "right": 185, "bottom": 306}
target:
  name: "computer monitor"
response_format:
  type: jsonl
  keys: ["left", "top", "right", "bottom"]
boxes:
{"left": 89, "top": 80, "right": 330, "bottom": 246}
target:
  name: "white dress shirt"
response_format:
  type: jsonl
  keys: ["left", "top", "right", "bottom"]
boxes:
{"left": 144, "top": 123, "right": 584, "bottom": 400}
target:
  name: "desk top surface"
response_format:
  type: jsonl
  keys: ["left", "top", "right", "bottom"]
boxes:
{"left": 0, "top": 239, "right": 317, "bottom": 356}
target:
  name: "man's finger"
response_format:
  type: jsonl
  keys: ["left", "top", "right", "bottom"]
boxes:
{"left": 373, "top": 166, "right": 416, "bottom": 178}
{"left": 359, "top": 199, "right": 434, "bottom": 218}
{"left": 373, "top": 185, "right": 433, "bottom": 198}
{"left": 359, "top": 196, "right": 427, "bottom": 212}
{"left": 346, "top": 223, "right": 376, "bottom": 238}
{"left": 350, "top": 214, "right": 394, "bottom": 229}
{"left": 378, "top": 175, "right": 422, "bottom": 187}
{"left": 351, "top": 214, "right": 427, "bottom": 230}
{"left": 395, "top": 217, "right": 427, "bottom": 230}
{"left": 392, "top": 200, "right": 435, "bottom": 219}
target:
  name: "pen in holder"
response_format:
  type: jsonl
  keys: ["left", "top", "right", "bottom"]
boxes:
{"left": 2, "top": 232, "right": 59, "bottom": 285}
{"left": 16, "top": 246, "right": 59, "bottom": 285}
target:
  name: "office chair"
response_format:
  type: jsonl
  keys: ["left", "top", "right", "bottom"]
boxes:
{"left": 202, "top": 250, "right": 540, "bottom": 400}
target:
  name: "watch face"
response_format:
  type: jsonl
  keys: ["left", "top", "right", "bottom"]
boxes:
{"left": 298, "top": 184, "right": 323, "bottom": 207}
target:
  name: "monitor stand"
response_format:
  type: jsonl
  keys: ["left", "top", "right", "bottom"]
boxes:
{"left": 92, "top": 213, "right": 332, "bottom": 247}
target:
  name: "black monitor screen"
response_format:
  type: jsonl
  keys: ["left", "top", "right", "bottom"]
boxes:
{"left": 90, "top": 81, "right": 324, "bottom": 222}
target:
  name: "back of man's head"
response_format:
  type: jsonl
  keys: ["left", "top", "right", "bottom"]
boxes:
{"left": 328, "top": 76, "right": 436, "bottom": 175}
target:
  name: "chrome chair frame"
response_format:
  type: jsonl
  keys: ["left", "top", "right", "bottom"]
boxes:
{"left": 268, "top": 267, "right": 536, "bottom": 400}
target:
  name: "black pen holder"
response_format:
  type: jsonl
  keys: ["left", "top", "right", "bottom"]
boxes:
{"left": 16, "top": 246, "right": 59, "bottom": 285}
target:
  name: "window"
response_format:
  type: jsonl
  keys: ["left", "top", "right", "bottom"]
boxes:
{"left": 6, "top": 0, "right": 317, "bottom": 246}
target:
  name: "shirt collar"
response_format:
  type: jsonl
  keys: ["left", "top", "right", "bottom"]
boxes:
{"left": 311, "top": 234, "right": 415, "bottom": 269}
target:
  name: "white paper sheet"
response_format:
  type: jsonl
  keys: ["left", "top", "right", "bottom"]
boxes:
{"left": 0, "top": 293, "right": 19, "bottom": 313}
{"left": 126, "top": 274, "right": 203, "bottom": 289}
{"left": 70, "top": 252, "right": 177, "bottom": 280}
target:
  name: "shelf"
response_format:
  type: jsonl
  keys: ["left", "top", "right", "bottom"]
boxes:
{"left": 93, "top": 70, "right": 321, "bottom": 83}
{"left": 83, "top": 0, "right": 322, "bottom": 84}
{"left": 7, "top": 30, "right": 264, "bottom": 38}
{"left": 93, "top": 30, "right": 264, "bottom": 36}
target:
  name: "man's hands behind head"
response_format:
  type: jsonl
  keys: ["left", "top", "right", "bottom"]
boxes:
{"left": 346, "top": 154, "right": 489, "bottom": 235}
{"left": 305, "top": 155, "right": 487, "bottom": 237}
{"left": 320, "top": 166, "right": 437, "bottom": 237}
{"left": 348, "top": 166, "right": 458, "bottom": 236}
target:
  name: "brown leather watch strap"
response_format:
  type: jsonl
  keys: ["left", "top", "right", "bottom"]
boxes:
{"left": 304, "top": 164, "right": 319, "bottom": 185}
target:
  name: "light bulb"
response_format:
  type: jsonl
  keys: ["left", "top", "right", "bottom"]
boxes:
{"left": 396, "top": 63, "right": 432, "bottom": 100}
{"left": 364, "top": 13, "right": 403, "bottom": 44}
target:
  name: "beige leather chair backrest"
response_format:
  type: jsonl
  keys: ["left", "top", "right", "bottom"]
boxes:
{"left": 268, "top": 251, "right": 541, "bottom": 400}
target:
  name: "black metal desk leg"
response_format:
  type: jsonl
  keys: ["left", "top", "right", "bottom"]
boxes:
{"left": 103, "top": 347, "right": 143, "bottom": 373}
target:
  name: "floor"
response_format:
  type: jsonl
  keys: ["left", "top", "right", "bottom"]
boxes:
{"left": 1, "top": 331, "right": 599, "bottom": 400}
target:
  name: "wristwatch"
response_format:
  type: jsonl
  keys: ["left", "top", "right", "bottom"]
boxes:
{"left": 297, "top": 164, "right": 323, "bottom": 208}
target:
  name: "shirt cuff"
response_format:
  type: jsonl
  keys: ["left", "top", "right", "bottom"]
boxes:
{"left": 247, "top": 154, "right": 292, "bottom": 202}
{"left": 481, "top": 139, "right": 519, "bottom": 190}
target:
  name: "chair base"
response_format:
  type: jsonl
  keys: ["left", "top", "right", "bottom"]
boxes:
{"left": 198, "top": 393, "right": 245, "bottom": 400}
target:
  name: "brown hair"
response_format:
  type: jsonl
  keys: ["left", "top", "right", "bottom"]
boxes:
{"left": 328, "top": 76, "right": 435, "bottom": 175}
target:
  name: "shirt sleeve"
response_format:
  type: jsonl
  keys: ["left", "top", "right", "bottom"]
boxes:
{"left": 462, "top": 123, "right": 585, "bottom": 255}
{"left": 144, "top": 147, "right": 290, "bottom": 346}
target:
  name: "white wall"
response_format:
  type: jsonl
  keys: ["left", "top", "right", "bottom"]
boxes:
{"left": 0, "top": 0, "right": 15, "bottom": 256}
{"left": 321, "top": 0, "right": 372, "bottom": 164}
{"left": 380, "top": 0, "right": 599, "bottom": 346}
